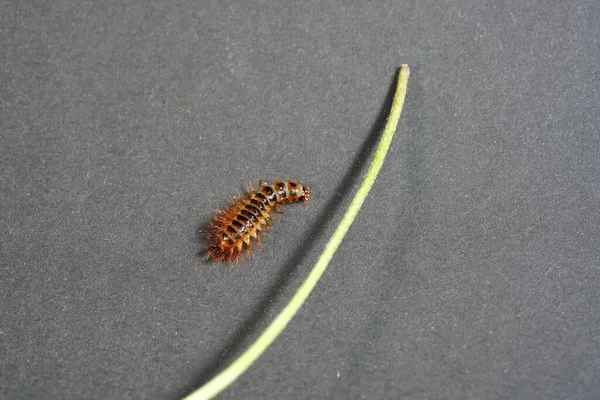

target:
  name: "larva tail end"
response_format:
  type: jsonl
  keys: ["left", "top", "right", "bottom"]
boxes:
{"left": 206, "top": 244, "right": 226, "bottom": 262}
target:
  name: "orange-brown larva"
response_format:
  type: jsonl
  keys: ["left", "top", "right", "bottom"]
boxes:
{"left": 205, "top": 179, "right": 311, "bottom": 262}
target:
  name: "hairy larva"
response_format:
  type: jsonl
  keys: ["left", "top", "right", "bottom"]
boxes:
{"left": 205, "top": 179, "right": 311, "bottom": 262}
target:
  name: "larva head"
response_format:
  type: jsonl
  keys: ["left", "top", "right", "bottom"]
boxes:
{"left": 288, "top": 180, "right": 310, "bottom": 202}
{"left": 299, "top": 185, "right": 311, "bottom": 202}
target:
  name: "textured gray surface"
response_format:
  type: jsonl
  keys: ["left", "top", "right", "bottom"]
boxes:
{"left": 1, "top": 0, "right": 599, "bottom": 399}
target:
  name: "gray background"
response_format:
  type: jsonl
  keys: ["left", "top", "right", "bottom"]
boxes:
{"left": 1, "top": 0, "right": 599, "bottom": 399}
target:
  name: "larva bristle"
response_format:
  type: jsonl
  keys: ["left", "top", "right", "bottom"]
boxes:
{"left": 205, "top": 179, "right": 310, "bottom": 263}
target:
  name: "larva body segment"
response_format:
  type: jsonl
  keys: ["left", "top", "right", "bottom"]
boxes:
{"left": 206, "top": 179, "right": 311, "bottom": 262}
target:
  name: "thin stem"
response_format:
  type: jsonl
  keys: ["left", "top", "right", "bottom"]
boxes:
{"left": 184, "top": 65, "right": 410, "bottom": 400}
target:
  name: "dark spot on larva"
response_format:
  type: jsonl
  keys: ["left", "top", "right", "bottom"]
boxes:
{"left": 245, "top": 204, "right": 262, "bottom": 218}
{"left": 231, "top": 220, "right": 246, "bottom": 235}
{"left": 232, "top": 219, "right": 246, "bottom": 234}
{"left": 254, "top": 192, "right": 270, "bottom": 206}
{"left": 261, "top": 185, "right": 277, "bottom": 201}
{"left": 241, "top": 209, "right": 256, "bottom": 223}
{"left": 250, "top": 199, "right": 265, "bottom": 210}
{"left": 227, "top": 226, "right": 240, "bottom": 239}
{"left": 277, "top": 182, "right": 286, "bottom": 198}
{"left": 236, "top": 214, "right": 253, "bottom": 228}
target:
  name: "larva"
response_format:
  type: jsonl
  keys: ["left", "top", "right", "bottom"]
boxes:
{"left": 206, "top": 179, "right": 311, "bottom": 262}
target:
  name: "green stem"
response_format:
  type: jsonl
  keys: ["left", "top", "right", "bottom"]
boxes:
{"left": 184, "top": 65, "right": 410, "bottom": 400}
